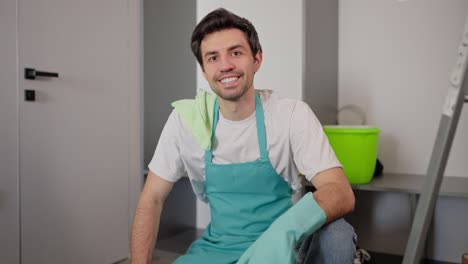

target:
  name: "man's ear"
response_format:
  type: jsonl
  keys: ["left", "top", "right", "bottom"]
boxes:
{"left": 254, "top": 51, "right": 263, "bottom": 72}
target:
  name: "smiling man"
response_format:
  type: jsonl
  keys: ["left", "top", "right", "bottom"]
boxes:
{"left": 201, "top": 28, "right": 258, "bottom": 102}
{"left": 131, "top": 8, "right": 357, "bottom": 264}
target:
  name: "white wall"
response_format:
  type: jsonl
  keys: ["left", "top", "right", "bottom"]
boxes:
{"left": 195, "top": 0, "right": 304, "bottom": 228}
{"left": 339, "top": 0, "right": 468, "bottom": 177}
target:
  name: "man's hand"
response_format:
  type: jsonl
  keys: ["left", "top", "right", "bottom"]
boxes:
{"left": 236, "top": 192, "right": 326, "bottom": 264}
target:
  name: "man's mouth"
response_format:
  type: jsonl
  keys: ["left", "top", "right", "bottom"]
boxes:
{"left": 219, "top": 76, "right": 239, "bottom": 84}
{"left": 217, "top": 73, "right": 242, "bottom": 86}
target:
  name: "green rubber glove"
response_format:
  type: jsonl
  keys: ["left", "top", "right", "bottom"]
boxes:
{"left": 236, "top": 192, "right": 326, "bottom": 264}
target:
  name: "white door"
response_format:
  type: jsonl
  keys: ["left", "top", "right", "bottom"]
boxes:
{"left": 18, "top": 1, "right": 134, "bottom": 263}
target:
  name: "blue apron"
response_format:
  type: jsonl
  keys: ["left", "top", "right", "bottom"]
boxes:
{"left": 174, "top": 93, "right": 293, "bottom": 264}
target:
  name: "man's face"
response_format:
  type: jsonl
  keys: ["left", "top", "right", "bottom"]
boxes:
{"left": 200, "top": 28, "right": 262, "bottom": 101}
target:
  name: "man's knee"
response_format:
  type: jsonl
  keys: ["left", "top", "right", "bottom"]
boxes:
{"left": 320, "top": 218, "right": 356, "bottom": 242}
{"left": 317, "top": 218, "right": 357, "bottom": 262}
{"left": 296, "top": 218, "right": 357, "bottom": 264}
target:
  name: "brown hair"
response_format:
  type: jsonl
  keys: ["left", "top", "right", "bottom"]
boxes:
{"left": 191, "top": 8, "right": 262, "bottom": 68}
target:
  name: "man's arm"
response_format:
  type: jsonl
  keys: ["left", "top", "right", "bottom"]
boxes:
{"left": 311, "top": 167, "right": 355, "bottom": 223}
{"left": 131, "top": 171, "right": 174, "bottom": 264}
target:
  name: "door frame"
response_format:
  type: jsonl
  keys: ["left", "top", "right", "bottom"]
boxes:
{"left": 0, "top": 0, "right": 20, "bottom": 263}
{"left": 127, "top": 0, "right": 144, "bottom": 245}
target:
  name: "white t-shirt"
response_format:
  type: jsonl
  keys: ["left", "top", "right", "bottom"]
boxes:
{"left": 148, "top": 90, "right": 341, "bottom": 202}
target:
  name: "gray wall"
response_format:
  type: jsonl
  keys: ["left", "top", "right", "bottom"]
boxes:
{"left": 303, "top": 0, "right": 338, "bottom": 125}
{"left": 144, "top": 0, "right": 197, "bottom": 237}
{"left": 144, "top": 0, "right": 197, "bottom": 167}
{"left": 0, "top": 0, "right": 20, "bottom": 263}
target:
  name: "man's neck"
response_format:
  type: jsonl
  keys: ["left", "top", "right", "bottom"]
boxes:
{"left": 218, "top": 89, "right": 256, "bottom": 121}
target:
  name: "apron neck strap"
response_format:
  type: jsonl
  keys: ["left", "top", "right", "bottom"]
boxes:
{"left": 205, "top": 92, "right": 268, "bottom": 162}
{"left": 254, "top": 93, "right": 268, "bottom": 160}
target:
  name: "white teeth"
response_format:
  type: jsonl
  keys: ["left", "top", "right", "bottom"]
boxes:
{"left": 220, "top": 76, "right": 238, "bottom": 83}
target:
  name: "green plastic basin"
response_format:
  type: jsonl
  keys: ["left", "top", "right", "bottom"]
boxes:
{"left": 323, "top": 125, "right": 380, "bottom": 184}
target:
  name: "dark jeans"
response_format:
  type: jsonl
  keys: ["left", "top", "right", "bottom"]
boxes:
{"left": 295, "top": 218, "right": 357, "bottom": 264}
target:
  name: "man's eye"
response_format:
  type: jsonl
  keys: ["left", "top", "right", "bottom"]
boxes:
{"left": 208, "top": 56, "right": 217, "bottom": 62}
{"left": 232, "top": 51, "right": 241, "bottom": 56}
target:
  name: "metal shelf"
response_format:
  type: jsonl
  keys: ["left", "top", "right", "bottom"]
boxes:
{"left": 304, "top": 173, "right": 468, "bottom": 198}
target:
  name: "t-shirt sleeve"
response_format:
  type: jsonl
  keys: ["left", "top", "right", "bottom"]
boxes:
{"left": 289, "top": 101, "right": 342, "bottom": 181}
{"left": 148, "top": 110, "right": 186, "bottom": 182}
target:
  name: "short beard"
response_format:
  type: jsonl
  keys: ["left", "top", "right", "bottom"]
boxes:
{"left": 212, "top": 85, "right": 250, "bottom": 101}
{"left": 210, "top": 71, "right": 249, "bottom": 101}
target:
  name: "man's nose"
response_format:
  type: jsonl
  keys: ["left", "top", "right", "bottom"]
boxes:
{"left": 219, "top": 55, "right": 235, "bottom": 72}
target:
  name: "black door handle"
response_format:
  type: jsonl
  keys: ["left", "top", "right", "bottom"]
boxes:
{"left": 25, "top": 68, "right": 59, "bottom": 80}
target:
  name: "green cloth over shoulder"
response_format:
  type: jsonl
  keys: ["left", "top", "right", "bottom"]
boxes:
{"left": 171, "top": 89, "right": 216, "bottom": 150}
